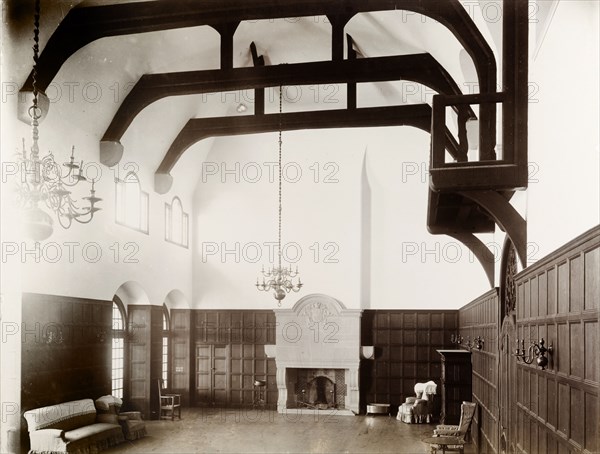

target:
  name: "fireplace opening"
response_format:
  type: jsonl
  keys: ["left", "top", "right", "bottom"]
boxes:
{"left": 287, "top": 368, "right": 346, "bottom": 410}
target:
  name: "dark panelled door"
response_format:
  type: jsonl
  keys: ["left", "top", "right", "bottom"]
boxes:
{"left": 195, "top": 344, "right": 229, "bottom": 405}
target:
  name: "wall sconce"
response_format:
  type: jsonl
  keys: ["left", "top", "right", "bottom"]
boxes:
{"left": 96, "top": 329, "right": 107, "bottom": 343}
{"left": 513, "top": 338, "right": 553, "bottom": 370}
{"left": 450, "top": 333, "right": 464, "bottom": 345}
{"left": 42, "top": 327, "right": 63, "bottom": 345}
{"left": 124, "top": 322, "right": 141, "bottom": 343}
{"left": 473, "top": 336, "right": 484, "bottom": 350}
{"left": 465, "top": 336, "right": 473, "bottom": 349}
{"left": 451, "top": 333, "right": 484, "bottom": 351}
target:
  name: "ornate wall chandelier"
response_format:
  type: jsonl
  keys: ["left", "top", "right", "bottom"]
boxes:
{"left": 17, "top": 0, "right": 101, "bottom": 241}
{"left": 256, "top": 85, "right": 303, "bottom": 305}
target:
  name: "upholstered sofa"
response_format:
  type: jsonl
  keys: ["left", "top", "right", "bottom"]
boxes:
{"left": 23, "top": 398, "right": 124, "bottom": 454}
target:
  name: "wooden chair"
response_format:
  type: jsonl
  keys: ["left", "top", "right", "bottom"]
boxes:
{"left": 428, "top": 401, "right": 477, "bottom": 453}
{"left": 157, "top": 379, "right": 181, "bottom": 420}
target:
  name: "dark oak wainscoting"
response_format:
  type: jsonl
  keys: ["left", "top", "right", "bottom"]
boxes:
{"left": 360, "top": 310, "right": 458, "bottom": 416}
{"left": 513, "top": 227, "right": 599, "bottom": 454}
{"left": 458, "top": 226, "right": 600, "bottom": 454}
{"left": 20, "top": 293, "right": 112, "bottom": 451}
{"left": 192, "top": 310, "right": 277, "bottom": 409}
{"left": 458, "top": 288, "right": 499, "bottom": 453}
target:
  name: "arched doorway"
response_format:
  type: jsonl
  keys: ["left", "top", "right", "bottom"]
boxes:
{"left": 498, "top": 239, "right": 518, "bottom": 454}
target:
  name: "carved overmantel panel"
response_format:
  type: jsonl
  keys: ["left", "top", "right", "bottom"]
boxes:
{"left": 272, "top": 294, "right": 363, "bottom": 414}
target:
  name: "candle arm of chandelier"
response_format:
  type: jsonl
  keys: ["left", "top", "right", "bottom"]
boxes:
{"left": 72, "top": 208, "right": 101, "bottom": 224}
{"left": 39, "top": 153, "right": 80, "bottom": 187}
{"left": 261, "top": 268, "right": 275, "bottom": 278}
{"left": 283, "top": 279, "right": 303, "bottom": 292}
{"left": 45, "top": 182, "right": 102, "bottom": 228}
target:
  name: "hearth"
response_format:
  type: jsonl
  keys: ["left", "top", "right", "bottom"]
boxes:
{"left": 287, "top": 368, "right": 346, "bottom": 410}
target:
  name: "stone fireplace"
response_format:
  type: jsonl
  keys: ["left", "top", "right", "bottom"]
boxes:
{"left": 270, "top": 294, "right": 362, "bottom": 415}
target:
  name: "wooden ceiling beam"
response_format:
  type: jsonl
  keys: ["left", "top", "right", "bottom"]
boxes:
{"left": 155, "top": 104, "right": 456, "bottom": 178}
{"left": 20, "top": 0, "right": 495, "bottom": 99}
{"left": 100, "top": 53, "right": 472, "bottom": 147}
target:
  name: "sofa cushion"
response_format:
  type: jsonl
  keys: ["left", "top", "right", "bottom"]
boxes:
{"left": 94, "top": 396, "right": 122, "bottom": 412}
{"left": 64, "top": 423, "right": 121, "bottom": 442}
{"left": 63, "top": 423, "right": 124, "bottom": 453}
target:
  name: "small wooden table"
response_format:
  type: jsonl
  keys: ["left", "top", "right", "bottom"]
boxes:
{"left": 421, "top": 436, "right": 465, "bottom": 454}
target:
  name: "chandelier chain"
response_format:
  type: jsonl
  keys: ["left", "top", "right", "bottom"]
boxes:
{"left": 278, "top": 84, "right": 282, "bottom": 270}
{"left": 30, "top": 0, "right": 41, "bottom": 155}
{"left": 32, "top": 0, "right": 40, "bottom": 109}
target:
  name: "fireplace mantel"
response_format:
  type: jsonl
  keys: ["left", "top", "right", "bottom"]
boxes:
{"left": 271, "top": 294, "right": 362, "bottom": 414}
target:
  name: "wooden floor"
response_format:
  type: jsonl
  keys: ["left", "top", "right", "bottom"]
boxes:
{"left": 104, "top": 407, "right": 476, "bottom": 453}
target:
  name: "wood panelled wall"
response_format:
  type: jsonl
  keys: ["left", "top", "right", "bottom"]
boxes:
{"left": 20, "top": 293, "right": 112, "bottom": 450}
{"left": 458, "top": 288, "right": 499, "bottom": 453}
{"left": 360, "top": 310, "right": 458, "bottom": 415}
{"left": 192, "top": 310, "right": 277, "bottom": 408}
{"left": 457, "top": 226, "right": 600, "bottom": 454}
{"left": 514, "top": 227, "right": 599, "bottom": 454}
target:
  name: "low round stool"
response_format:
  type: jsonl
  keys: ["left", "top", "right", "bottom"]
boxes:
{"left": 366, "top": 403, "right": 390, "bottom": 416}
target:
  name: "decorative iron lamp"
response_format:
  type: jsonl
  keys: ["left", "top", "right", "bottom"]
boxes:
{"left": 450, "top": 333, "right": 464, "bottom": 345}
{"left": 473, "top": 336, "right": 484, "bottom": 350}
{"left": 17, "top": 0, "right": 101, "bottom": 241}
{"left": 256, "top": 85, "right": 303, "bottom": 305}
{"left": 513, "top": 338, "right": 553, "bottom": 370}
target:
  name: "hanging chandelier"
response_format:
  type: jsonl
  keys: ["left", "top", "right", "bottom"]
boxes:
{"left": 256, "top": 85, "right": 303, "bottom": 305}
{"left": 17, "top": 0, "right": 101, "bottom": 241}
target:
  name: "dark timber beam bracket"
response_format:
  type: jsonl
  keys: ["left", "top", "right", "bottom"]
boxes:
{"left": 153, "top": 104, "right": 459, "bottom": 193}
{"left": 327, "top": 14, "right": 352, "bottom": 61}
{"left": 214, "top": 22, "right": 240, "bottom": 70}
{"left": 458, "top": 190, "right": 527, "bottom": 267}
